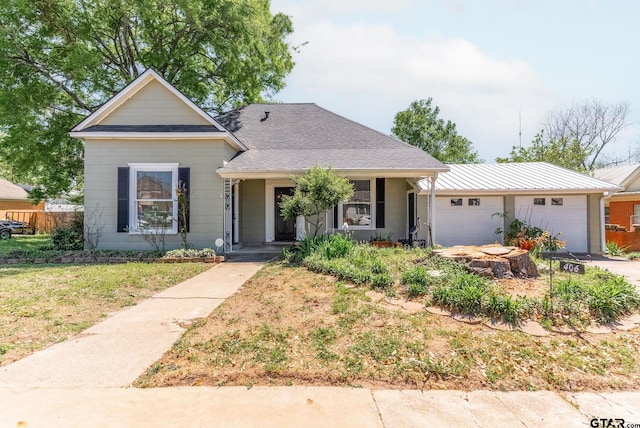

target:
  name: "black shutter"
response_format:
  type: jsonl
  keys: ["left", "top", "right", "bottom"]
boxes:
{"left": 178, "top": 167, "right": 190, "bottom": 233}
{"left": 333, "top": 205, "right": 338, "bottom": 229}
{"left": 117, "top": 167, "right": 129, "bottom": 232}
{"left": 376, "top": 178, "right": 385, "bottom": 229}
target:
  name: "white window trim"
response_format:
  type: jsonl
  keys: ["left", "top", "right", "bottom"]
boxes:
{"left": 128, "top": 163, "right": 179, "bottom": 235}
{"left": 338, "top": 178, "right": 376, "bottom": 231}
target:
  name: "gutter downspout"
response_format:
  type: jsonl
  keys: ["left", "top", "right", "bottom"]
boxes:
{"left": 430, "top": 172, "right": 438, "bottom": 246}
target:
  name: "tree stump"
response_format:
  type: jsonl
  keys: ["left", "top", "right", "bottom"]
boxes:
{"left": 432, "top": 244, "right": 538, "bottom": 279}
{"left": 503, "top": 249, "right": 538, "bottom": 278}
{"left": 468, "top": 258, "right": 513, "bottom": 279}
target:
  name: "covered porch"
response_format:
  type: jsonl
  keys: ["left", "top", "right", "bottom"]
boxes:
{"left": 219, "top": 174, "right": 440, "bottom": 253}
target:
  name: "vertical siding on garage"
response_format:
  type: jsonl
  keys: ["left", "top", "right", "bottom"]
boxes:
{"left": 240, "top": 179, "right": 265, "bottom": 243}
{"left": 100, "top": 80, "right": 210, "bottom": 126}
{"left": 84, "top": 139, "right": 232, "bottom": 250}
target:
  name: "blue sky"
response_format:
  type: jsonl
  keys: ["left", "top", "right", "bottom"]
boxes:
{"left": 268, "top": 0, "right": 639, "bottom": 163}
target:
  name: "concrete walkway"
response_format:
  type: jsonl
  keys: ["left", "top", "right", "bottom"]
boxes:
{"left": 1, "top": 258, "right": 639, "bottom": 427}
{"left": 0, "top": 261, "right": 265, "bottom": 388}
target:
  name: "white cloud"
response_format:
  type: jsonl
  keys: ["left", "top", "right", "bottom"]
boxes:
{"left": 271, "top": 1, "right": 555, "bottom": 161}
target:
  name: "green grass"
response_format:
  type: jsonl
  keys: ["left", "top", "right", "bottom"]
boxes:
{"left": 0, "top": 262, "right": 212, "bottom": 366}
{"left": 0, "top": 234, "right": 53, "bottom": 256}
{"left": 135, "top": 262, "right": 640, "bottom": 391}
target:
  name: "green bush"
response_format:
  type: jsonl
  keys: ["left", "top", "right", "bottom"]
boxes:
{"left": 605, "top": 241, "right": 628, "bottom": 256}
{"left": 586, "top": 276, "right": 640, "bottom": 322}
{"left": 484, "top": 293, "right": 537, "bottom": 324}
{"left": 51, "top": 217, "right": 84, "bottom": 251}
{"left": 402, "top": 266, "right": 437, "bottom": 297}
{"left": 432, "top": 273, "right": 489, "bottom": 315}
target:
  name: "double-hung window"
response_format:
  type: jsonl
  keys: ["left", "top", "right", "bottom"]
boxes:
{"left": 129, "top": 163, "right": 178, "bottom": 234}
{"left": 339, "top": 179, "right": 374, "bottom": 229}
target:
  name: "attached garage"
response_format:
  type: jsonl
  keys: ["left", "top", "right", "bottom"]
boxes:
{"left": 418, "top": 162, "right": 623, "bottom": 254}
{"left": 514, "top": 195, "right": 587, "bottom": 253}
{"left": 436, "top": 196, "right": 503, "bottom": 247}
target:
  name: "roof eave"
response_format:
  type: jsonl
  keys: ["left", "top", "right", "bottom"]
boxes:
{"left": 419, "top": 187, "right": 623, "bottom": 196}
{"left": 217, "top": 167, "right": 449, "bottom": 179}
{"left": 70, "top": 131, "right": 247, "bottom": 151}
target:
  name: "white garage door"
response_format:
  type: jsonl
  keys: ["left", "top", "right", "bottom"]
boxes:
{"left": 435, "top": 196, "right": 503, "bottom": 247}
{"left": 514, "top": 195, "right": 587, "bottom": 252}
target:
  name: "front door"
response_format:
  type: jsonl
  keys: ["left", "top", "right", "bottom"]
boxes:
{"left": 407, "top": 192, "right": 416, "bottom": 238}
{"left": 275, "top": 187, "right": 296, "bottom": 241}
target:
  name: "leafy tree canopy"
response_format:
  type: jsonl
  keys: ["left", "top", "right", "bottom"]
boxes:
{"left": 391, "top": 98, "right": 481, "bottom": 164}
{"left": 0, "top": 0, "right": 294, "bottom": 200}
{"left": 496, "top": 131, "right": 592, "bottom": 173}
{"left": 280, "top": 166, "right": 354, "bottom": 238}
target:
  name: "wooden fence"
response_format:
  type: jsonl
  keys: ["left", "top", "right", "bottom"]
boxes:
{"left": 2, "top": 210, "right": 81, "bottom": 234}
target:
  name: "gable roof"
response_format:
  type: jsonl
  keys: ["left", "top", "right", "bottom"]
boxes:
{"left": 215, "top": 103, "right": 448, "bottom": 178}
{"left": 72, "top": 69, "right": 225, "bottom": 132}
{"left": 70, "top": 69, "right": 246, "bottom": 150}
{"left": 0, "top": 178, "right": 30, "bottom": 200}
{"left": 417, "top": 162, "right": 623, "bottom": 195}
{"left": 593, "top": 163, "right": 640, "bottom": 188}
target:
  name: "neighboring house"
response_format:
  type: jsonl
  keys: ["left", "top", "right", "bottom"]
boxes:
{"left": 0, "top": 178, "right": 44, "bottom": 220}
{"left": 71, "top": 70, "right": 449, "bottom": 251}
{"left": 417, "top": 163, "right": 623, "bottom": 253}
{"left": 594, "top": 163, "right": 640, "bottom": 231}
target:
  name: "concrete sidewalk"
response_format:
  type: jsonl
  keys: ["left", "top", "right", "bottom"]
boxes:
{"left": 1, "top": 386, "right": 638, "bottom": 427}
{"left": 0, "top": 261, "right": 264, "bottom": 388}
{"left": 1, "top": 257, "right": 639, "bottom": 427}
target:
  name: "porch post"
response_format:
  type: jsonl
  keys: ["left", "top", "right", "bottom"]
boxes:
{"left": 430, "top": 173, "right": 438, "bottom": 246}
{"left": 233, "top": 181, "right": 240, "bottom": 244}
{"left": 223, "top": 178, "right": 233, "bottom": 253}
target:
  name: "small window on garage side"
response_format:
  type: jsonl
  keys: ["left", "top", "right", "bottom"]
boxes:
{"left": 468, "top": 198, "right": 480, "bottom": 206}
{"left": 551, "top": 198, "right": 563, "bottom": 206}
{"left": 451, "top": 198, "right": 462, "bottom": 206}
{"left": 533, "top": 198, "right": 545, "bottom": 206}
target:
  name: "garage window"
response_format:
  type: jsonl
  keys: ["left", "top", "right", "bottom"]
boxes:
{"left": 451, "top": 198, "right": 462, "bottom": 206}
{"left": 551, "top": 198, "right": 563, "bottom": 206}
{"left": 469, "top": 198, "right": 480, "bottom": 206}
{"left": 534, "top": 198, "right": 545, "bottom": 206}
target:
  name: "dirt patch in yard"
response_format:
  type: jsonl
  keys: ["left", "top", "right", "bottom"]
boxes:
{"left": 135, "top": 262, "right": 640, "bottom": 392}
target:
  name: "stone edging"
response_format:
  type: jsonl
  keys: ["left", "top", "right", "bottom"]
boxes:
{"left": 0, "top": 255, "right": 225, "bottom": 265}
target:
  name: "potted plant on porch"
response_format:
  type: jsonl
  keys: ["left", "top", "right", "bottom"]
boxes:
{"left": 370, "top": 231, "right": 396, "bottom": 248}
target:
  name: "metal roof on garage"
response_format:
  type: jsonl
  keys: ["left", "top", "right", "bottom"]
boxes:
{"left": 417, "top": 162, "right": 623, "bottom": 195}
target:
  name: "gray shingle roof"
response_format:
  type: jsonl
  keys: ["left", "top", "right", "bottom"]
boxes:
{"left": 216, "top": 103, "right": 447, "bottom": 176}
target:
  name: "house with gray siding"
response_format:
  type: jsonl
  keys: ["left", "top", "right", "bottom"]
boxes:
{"left": 71, "top": 69, "right": 448, "bottom": 251}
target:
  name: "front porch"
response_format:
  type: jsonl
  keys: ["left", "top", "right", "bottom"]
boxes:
{"left": 221, "top": 176, "right": 438, "bottom": 253}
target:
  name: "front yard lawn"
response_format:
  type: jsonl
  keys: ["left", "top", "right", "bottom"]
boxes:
{"left": 135, "top": 259, "right": 640, "bottom": 391}
{"left": 0, "top": 262, "right": 212, "bottom": 366}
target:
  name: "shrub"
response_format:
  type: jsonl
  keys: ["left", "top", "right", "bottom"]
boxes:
{"left": 586, "top": 276, "right": 640, "bottom": 322}
{"left": 605, "top": 241, "right": 628, "bottom": 256}
{"left": 402, "top": 266, "right": 437, "bottom": 297}
{"left": 51, "top": 216, "right": 84, "bottom": 251}
{"left": 432, "top": 273, "right": 489, "bottom": 315}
